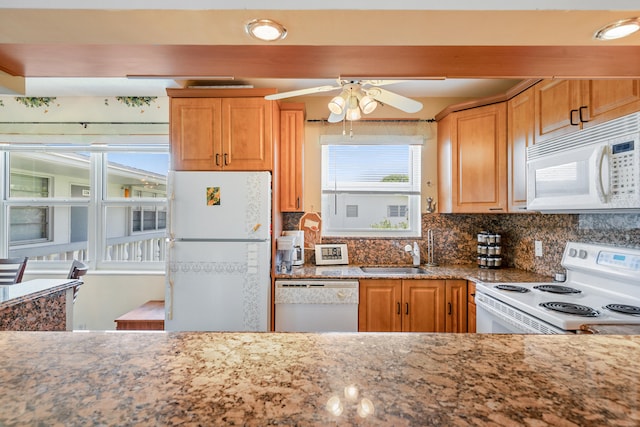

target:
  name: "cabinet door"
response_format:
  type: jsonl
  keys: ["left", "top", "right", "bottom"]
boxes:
{"left": 467, "top": 282, "right": 476, "bottom": 333}
{"left": 507, "top": 88, "right": 535, "bottom": 213}
{"left": 402, "top": 279, "right": 445, "bottom": 332}
{"left": 445, "top": 280, "right": 467, "bottom": 333}
{"left": 222, "top": 98, "right": 273, "bottom": 171}
{"left": 534, "top": 79, "right": 582, "bottom": 144}
{"left": 170, "top": 98, "right": 222, "bottom": 170}
{"left": 279, "top": 105, "right": 305, "bottom": 212}
{"left": 583, "top": 79, "right": 640, "bottom": 128}
{"left": 450, "top": 103, "right": 507, "bottom": 213}
{"left": 358, "top": 279, "right": 402, "bottom": 332}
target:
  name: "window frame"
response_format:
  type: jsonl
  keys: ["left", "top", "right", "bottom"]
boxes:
{"left": 0, "top": 143, "right": 168, "bottom": 272}
{"left": 320, "top": 135, "right": 422, "bottom": 238}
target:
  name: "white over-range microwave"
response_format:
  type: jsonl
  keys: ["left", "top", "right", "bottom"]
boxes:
{"left": 527, "top": 112, "right": 640, "bottom": 212}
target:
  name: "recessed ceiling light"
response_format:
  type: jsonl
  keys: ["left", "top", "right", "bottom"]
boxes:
{"left": 594, "top": 17, "right": 640, "bottom": 40}
{"left": 245, "top": 19, "right": 287, "bottom": 42}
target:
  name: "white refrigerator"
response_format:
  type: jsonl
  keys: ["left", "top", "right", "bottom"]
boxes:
{"left": 166, "top": 171, "right": 271, "bottom": 331}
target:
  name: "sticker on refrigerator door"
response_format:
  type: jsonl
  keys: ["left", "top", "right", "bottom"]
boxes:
{"left": 206, "top": 186, "right": 221, "bottom": 206}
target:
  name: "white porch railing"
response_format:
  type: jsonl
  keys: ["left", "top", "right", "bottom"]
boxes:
{"left": 10, "top": 232, "right": 166, "bottom": 262}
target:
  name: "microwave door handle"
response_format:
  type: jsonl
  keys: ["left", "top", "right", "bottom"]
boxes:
{"left": 595, "top": 144, "right": 610, "bottom": 203}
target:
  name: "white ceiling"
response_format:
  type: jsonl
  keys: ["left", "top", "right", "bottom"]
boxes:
{"left": 20, "top": 77, "right": 522, "bottom": 98}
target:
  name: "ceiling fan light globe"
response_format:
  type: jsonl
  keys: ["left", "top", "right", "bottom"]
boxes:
{"left": 359, "top": 96, "right": 378, "bottom": 114}
{"left": 345, "top": 107, "right": 361, "bottom": 121}
{"left": 328, "top": 96, "right": 346, "bottom": 114}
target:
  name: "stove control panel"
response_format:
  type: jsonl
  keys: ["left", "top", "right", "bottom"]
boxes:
{"left": 563, "top": 242, "right": 640, "bottom": 284}
{"left": 596, "top": 251, "right": 640, "bottom": 271}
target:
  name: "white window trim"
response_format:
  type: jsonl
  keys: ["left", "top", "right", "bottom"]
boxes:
{"left": 0, "top": 143, "right": 168, "bottom": 272}
{"left": 320, "top": 135, "right": 422, "bottom": 238}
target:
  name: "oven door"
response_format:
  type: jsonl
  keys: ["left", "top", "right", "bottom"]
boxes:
{"left": 475, "top": 291, "right": 571, "bottom": 334}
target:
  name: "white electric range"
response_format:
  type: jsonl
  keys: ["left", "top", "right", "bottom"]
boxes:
{"left": 475, "top": 241, "right": 640, "bottom": 334}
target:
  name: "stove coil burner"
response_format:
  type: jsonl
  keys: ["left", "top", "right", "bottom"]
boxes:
{"left": 539, "top": 302, "right": 599, "bottom": 317}
{"left": 534, "top": 284, "right": 581, "bottom": 294}
{"left": 494, "top": 284, "right": 530, "bottom": 293}
{"left": 604, "top": 304, "right": 640, "bottom": 316}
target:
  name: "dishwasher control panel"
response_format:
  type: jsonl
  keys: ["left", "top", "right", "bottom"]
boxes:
{"left": 274, "top": 280, "right": 359, "bottom": 332}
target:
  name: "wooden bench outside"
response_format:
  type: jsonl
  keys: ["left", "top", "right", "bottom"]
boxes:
{"left": 114, "top": 300, "right": 165, "bottom": 331}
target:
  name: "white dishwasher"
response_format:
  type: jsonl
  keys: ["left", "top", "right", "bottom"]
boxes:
{"left": 274, "top": 280, "right": 359, "bottom": 332}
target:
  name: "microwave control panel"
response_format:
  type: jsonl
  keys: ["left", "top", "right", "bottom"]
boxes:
{"left": 610, "top": 139, "right": 637, "bottom": 199}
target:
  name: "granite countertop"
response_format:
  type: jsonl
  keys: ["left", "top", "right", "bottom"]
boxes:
{"left": 0, "top": 331, "right": 638, "bottom": 426}
{"left": 275, "top": 264, "right": 552, "bottom": 284}
{"left": 0, "top": 279, "right": 81, "bottom": 309}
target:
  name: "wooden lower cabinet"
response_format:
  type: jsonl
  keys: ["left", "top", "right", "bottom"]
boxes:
{"left": 359, "top": 279, "right": 467, "bottom": 332}
{"left": 467, "top": 282, "right": 476, "bottom": 333}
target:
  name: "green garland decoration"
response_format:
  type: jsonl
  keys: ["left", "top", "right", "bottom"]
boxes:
{"left": 115, "top": 96, "right": 157, "bottom": 107}
{"left": 14, "top": 97, "right": 57, "bottom": 108}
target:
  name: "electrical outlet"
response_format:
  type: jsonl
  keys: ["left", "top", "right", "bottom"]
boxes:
{"left": 535, "top": 240, "right": 543, "bottom": 257}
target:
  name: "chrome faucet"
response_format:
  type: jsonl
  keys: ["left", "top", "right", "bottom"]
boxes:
{"left": 404, "top": 241, "right": 421, "bottom": 267}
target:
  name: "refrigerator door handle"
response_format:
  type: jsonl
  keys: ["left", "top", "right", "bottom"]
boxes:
{"left": 166, "top": 238, "right": 175, "bottom": 321}
{"left": 167, "top": 278, "right": 174, "bottom": 320}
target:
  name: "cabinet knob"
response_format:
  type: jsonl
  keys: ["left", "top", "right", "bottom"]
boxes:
{"left": 215, "top": 153, "right": 221, "bottom": 166}
{"left": 224, "top": 153, "right": 229, "bottom": 166}
{"left": 405, "top": 302, "right": 409, "bottom": 315}
{"left": 397, "top": 302, "right": 401, "bottom": 315}
{"left": 448, "top": 302, "right": 452, "bottom": 315}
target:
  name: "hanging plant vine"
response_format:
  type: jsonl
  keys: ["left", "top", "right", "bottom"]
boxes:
{"left": 14, "top": 97, "right": 57, "bottom": 108}
{"left": 115, "top": 96, "right": 157, "bottom": 107}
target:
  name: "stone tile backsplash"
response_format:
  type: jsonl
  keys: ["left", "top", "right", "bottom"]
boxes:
{"left": 282, "top": 212, "right": 640, "bottom": 277}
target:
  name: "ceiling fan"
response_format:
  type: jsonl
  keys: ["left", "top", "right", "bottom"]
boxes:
{"left": 264, "top": 79, "right": 424, "bottom": 122}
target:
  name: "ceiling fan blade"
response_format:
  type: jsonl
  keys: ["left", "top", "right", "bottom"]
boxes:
{"left": 328, "top": 110, "right": 346, "bottom": 123}
{"left": 359, "top": 79, "right": 406, "bottom": 87}
{"left": 264, "top": 85, "right": 341, "bottom": 100}
{"left": 366, "top": 87, "right": 423, "bottom": 113}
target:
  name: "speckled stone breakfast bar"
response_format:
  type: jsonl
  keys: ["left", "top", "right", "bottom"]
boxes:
{"left": 1, "top": 331, "right": 638, "bottom": 426}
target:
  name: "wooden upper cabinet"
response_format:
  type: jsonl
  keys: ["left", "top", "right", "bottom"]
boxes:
{"left": 170, "top": 98, "right": 222, "bottom": 171}
{"left": 507, "top": 87, "right": 535, "bottom": 213}
{"left": 279, "top": 104, "right": 305, "bottom": 212}
{"left": 222, "top": 97, "right": 274, "bottom": 171}
{"left": 534, "top": 79, "right": 583, "bottom": 144}
{"left": 582, "top": 79, "right": 640, "bottom": 128}
{"left": 168, "top": 89, "right": 276, "bottom": 171}
{"left": 534, "top": 79, "right": 640, "bottom": 144}
{"left": 438, "top": 102, "right": 507, "bottom": 213}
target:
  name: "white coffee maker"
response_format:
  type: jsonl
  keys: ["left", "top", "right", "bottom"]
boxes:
{"left": 283, "top": 230, "right": 305, "bottom": 266}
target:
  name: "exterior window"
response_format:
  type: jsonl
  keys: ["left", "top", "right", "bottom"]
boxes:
{"left": 1, "top": 146, "right": 168, "bottom": 270}
{"left": 9, "top": 174, "right": 51, "bottom": 244}
{"left": 132, "top": 207, "right": 167, "bottom": 232}
{"left": 387, "top": 205, "right": 407, "bottom": 218}
{"left": 321, "top": 136, "right": 422, "bottom": 238}
{"left": 9, "top": 206, "right": 50, "bottom": 243}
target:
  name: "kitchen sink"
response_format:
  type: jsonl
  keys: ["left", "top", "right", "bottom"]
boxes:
{"left": 359, "top": 266, "right": 431, "bottom": 275}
